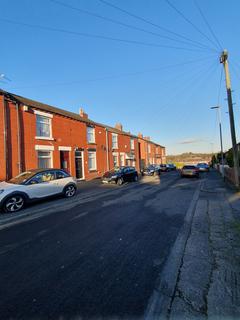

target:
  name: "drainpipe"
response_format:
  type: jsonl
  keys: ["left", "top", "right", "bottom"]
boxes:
{"left": 3, "top": 96, "right": 8, "bottom": 180}
{"left": 16, "top": 102, "right": 22, "bottom": 174}
{"left": 105, "top": 128, "right": 110, "bottom": 171}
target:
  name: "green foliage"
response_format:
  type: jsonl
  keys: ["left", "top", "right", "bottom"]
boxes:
{"left": 226, "top": 149, "right": 234, "bottom": 167}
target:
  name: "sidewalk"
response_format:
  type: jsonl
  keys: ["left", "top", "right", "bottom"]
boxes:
{"left": 146, "top": 170, "right": 240, "bottom": 319}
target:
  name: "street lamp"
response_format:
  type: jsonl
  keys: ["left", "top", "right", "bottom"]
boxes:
{"left": 210, "top": 105, "right": 224, "bottom": 179}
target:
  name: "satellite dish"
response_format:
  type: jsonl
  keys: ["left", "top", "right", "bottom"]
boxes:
{"left": 0, "top": 73, "right": 11, "bottom": 82}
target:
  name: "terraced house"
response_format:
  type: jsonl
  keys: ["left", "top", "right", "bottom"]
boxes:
{"left": 0, "top": 89, "right": 165, "bottom": 181}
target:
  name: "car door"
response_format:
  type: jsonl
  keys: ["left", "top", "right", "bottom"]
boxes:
{"left": 26, "top": 170, "right": 59, "bottom": 199}
{"left": 55, "top": 170, "right": 72, "bottom": 192}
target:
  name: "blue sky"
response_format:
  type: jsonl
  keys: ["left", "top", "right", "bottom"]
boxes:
{"left": 1, "top": 0, "right": 240, "bottom": 155}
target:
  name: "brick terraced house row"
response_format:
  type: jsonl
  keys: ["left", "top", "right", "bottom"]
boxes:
{"left": 0, "top": 89, "right": 165, "bottom": 181}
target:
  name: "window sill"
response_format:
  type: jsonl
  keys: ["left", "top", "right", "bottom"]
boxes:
{"left": 35, "top": 136, "right": 54, "bottom": 141}
{"left": 88, "top": 142, "right": 96, "bottom": 145}
{"left": 89, "top": 169, "right": 97, "bottom": 172}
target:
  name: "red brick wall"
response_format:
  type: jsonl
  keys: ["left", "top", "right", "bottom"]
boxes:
{"left": 0, "top": 93, "right": 162, "bottom": 181}
{"left": 0, "top": 96, "right": 6, "bottom": 181}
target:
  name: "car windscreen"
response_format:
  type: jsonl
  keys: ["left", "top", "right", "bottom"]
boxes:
{"left": 110, "top": 168, "right": 123, "bottom": 173}
{"left": 183, "top": 166, "right": 196, "bottom": 169}
{"left": 8, "top": 171, "right": 36, "bottom": 184}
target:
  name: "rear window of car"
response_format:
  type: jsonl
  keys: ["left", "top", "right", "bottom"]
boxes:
{"left": 56, "top": 170, "right": 70, "bottom": 179}
{"left": 183, "top": 166, "right": 196, "bottom": 169}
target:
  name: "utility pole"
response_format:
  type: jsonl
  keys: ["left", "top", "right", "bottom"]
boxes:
{"left": 220, "top": 50, "right": 239, "bottom": 186}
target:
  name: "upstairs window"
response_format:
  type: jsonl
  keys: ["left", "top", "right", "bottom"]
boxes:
{"left": 148, "top": 144, "right": 151, "bottom": 153}
{"left": 130, "top": 139, "right": 135, "bottom": 150}
{"left": 112, "top": 133, "right": 118, "bottom": 149}
{"left": 87, "top": 127, "right": 95, "bottom": 143}
{"left": 36, "top": 115, "right": 52, "bottom": 138}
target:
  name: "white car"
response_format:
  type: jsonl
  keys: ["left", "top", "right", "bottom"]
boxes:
{"left": 0, "top": 169, "right": 77, "bottom": 213}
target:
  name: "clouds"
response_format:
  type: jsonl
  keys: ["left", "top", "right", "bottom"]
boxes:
{"left": 177, "top": 138, "right": 205, "bottom": 145}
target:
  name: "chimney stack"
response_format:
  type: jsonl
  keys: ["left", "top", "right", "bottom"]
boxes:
{"left": 138, "top": 133, "right": 143, "bottom": 138}
{"left": 115, "top": 123, "right": 123, "bottom": 131}
{"left": 79, "top": 108, "right": 88, "bottom": 119}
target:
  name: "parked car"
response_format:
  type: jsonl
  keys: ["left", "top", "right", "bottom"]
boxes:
{"left": 181, "top": 165, "right": 199, "bottom": 178}
{"left": 141, "top": 165, "right": 161, "bottom": 176}
{"left": 167, "top": 163, "right": 176, "bottom": 171}
{"left": 0, "top": 169, "right": 77, "bottom": 213}
{"left": 159, "top": 164, "right": 170, "bottom": 172}
{"left": 102, "top": 166, "right": 138, "bottom": 185}
{"left": 196, "top": 162, "right": 209, "bottom": 172}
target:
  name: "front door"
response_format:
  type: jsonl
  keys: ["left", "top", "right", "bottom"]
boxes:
{"left": 60, "top": 151, "right": 70, "bottom": 173}
{"left": 75, "top": 150, "right": 84, "bottom": 179}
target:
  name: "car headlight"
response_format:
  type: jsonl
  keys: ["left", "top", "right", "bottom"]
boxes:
{"left": 0, "top": 189, "right": 4, "bottom": 194}
{"left": 111, "top": 175, "right": 118, "bottom": 179}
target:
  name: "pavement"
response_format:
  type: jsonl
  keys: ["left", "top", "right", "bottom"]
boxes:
{"left": 146, "top": 170, "right": 240, "bottom": 319}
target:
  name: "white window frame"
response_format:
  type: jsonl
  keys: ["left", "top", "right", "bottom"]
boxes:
{"left": 148, "top": 144, "right": 151, "bottom": 153}
{"left": 35, "top": 145, "right": 54, "bottom": 168}
{"left": 88, "top": 151, "right": 97, "bottom": 171}
{"left": 87, "top": 127, "right": 95, "bottom": 144}
{"left": 112, "top": 152, "right": 119, "bottom": 167}
{"left": 35, "top": 110, "right": 53, "bottom": 140}
{"left": 120, "top": 153, "right": 125, "bottom": 166}
{"left": 37, "top": 150, "right": 53, "bottom": 168}
{"left": 112, "top": 133, "right": 118, "bottom": 149}
{"left": 130, "top": 138, "right": 135, "bottom": 150}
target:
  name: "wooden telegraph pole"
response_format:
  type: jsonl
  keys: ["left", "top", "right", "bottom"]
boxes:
{"left": 220, "top": 50, "right": 239, "bottom": 187}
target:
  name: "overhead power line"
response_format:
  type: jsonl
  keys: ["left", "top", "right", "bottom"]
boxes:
{"left": 0, "top": 17, "right": 212, "bottom": 52}
{"left": 98, "top": 0, "right": 217, "bottom": 53}
{"left": 6, "top": 55, "right": 215, "bottom": 90}
{"left": 49, "top": 0, "right": 214, "bottom": 52}
{"left": 194, "top": 0, "right": 223, "bottom": 51}
{"left": 165, "top": 0, "right": 220, "bottom": 51}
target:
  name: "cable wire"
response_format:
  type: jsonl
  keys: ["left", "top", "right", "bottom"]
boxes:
{"left": 194, "top": 0, "right": 223, "bottom": 51}
{"left": 98, "top": 0, "right": 217, "bottom": 52}
{"left": 48, "top": 0, "right": 214, "bottom": 52}
{"left": 165, "top": 0, "right": 220, "bottom": 51}
{"left": 6, "top": 55, "right": 215, "bottom": 90}
{"left": 0, "top": 17, "right": 211, "bottom": 52}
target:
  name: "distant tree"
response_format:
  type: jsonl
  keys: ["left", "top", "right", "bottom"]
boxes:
{"left": 226, "top": 149, "right": 234, "bottom": 167}
{"left": 211, "top": 154, "right": 217, "bottom": 165}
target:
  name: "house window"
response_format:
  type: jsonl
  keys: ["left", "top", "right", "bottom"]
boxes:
{"left": 130, "top": 139, "right": 135, "bottom": 150}
{"left": 148, "top": 144, "right": 151, "bottom": 153}
{"left": 36, "top": 115, "right": 52, "bottom": 138}
{"left": 87, "top": 127, "right": 95, "bottom": 143}
{"left": 113, "top": 153, "right": 119, "bottom": 167}
{"left": 88, "top": 151, "right": 96, "bottom": 170}
{"left": 112, "top": 133, "right": 118, "bottom": 149}
{"left": 37, "top": 151, "right": 53, "bottom": 168}
{"left": 120, "top": 154, "right": 125, "bottom": 166}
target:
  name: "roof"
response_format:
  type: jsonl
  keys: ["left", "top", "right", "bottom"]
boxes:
{"left": 0, "top": 88, "right": 164, "bottom": 147}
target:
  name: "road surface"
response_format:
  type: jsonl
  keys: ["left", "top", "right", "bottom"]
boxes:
{"left": 0, "top": 172, "right": 200, "bottom": 320}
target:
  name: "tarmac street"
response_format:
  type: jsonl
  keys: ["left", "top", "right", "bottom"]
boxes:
{"left": 0, "top": 171, "right": 201, "bottom": 319}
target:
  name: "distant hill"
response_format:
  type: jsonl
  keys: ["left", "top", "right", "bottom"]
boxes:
{"left": 167, "top": 152, "right": 212, "bottom": 165}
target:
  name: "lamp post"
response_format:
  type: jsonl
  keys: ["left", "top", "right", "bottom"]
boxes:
{"left": 210, "top": 105, "right": 224, "bottom": 178}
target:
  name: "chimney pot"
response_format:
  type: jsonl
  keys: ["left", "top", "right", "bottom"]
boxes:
{"left": 115, "top": 123, "right": 123, "bottom": 131}
{"left": 79, "top": 107, "right": 88, "bottom": 119}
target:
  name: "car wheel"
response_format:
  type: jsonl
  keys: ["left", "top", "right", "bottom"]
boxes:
{"left": 3, "top": 194, "right": 25, "bottom": 213}
{"left": 134, "top": 175, "right": 138, "bottom": 182}
{"left": 117, "top": 178, "right": 123, "bottom": 186}
{"left": 64, "top": 184, "right": 77, "bottom": 198}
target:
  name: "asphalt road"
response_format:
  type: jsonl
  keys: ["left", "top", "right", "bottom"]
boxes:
{"left": 0, "top": 172, "right": 201, "bottom": 320}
